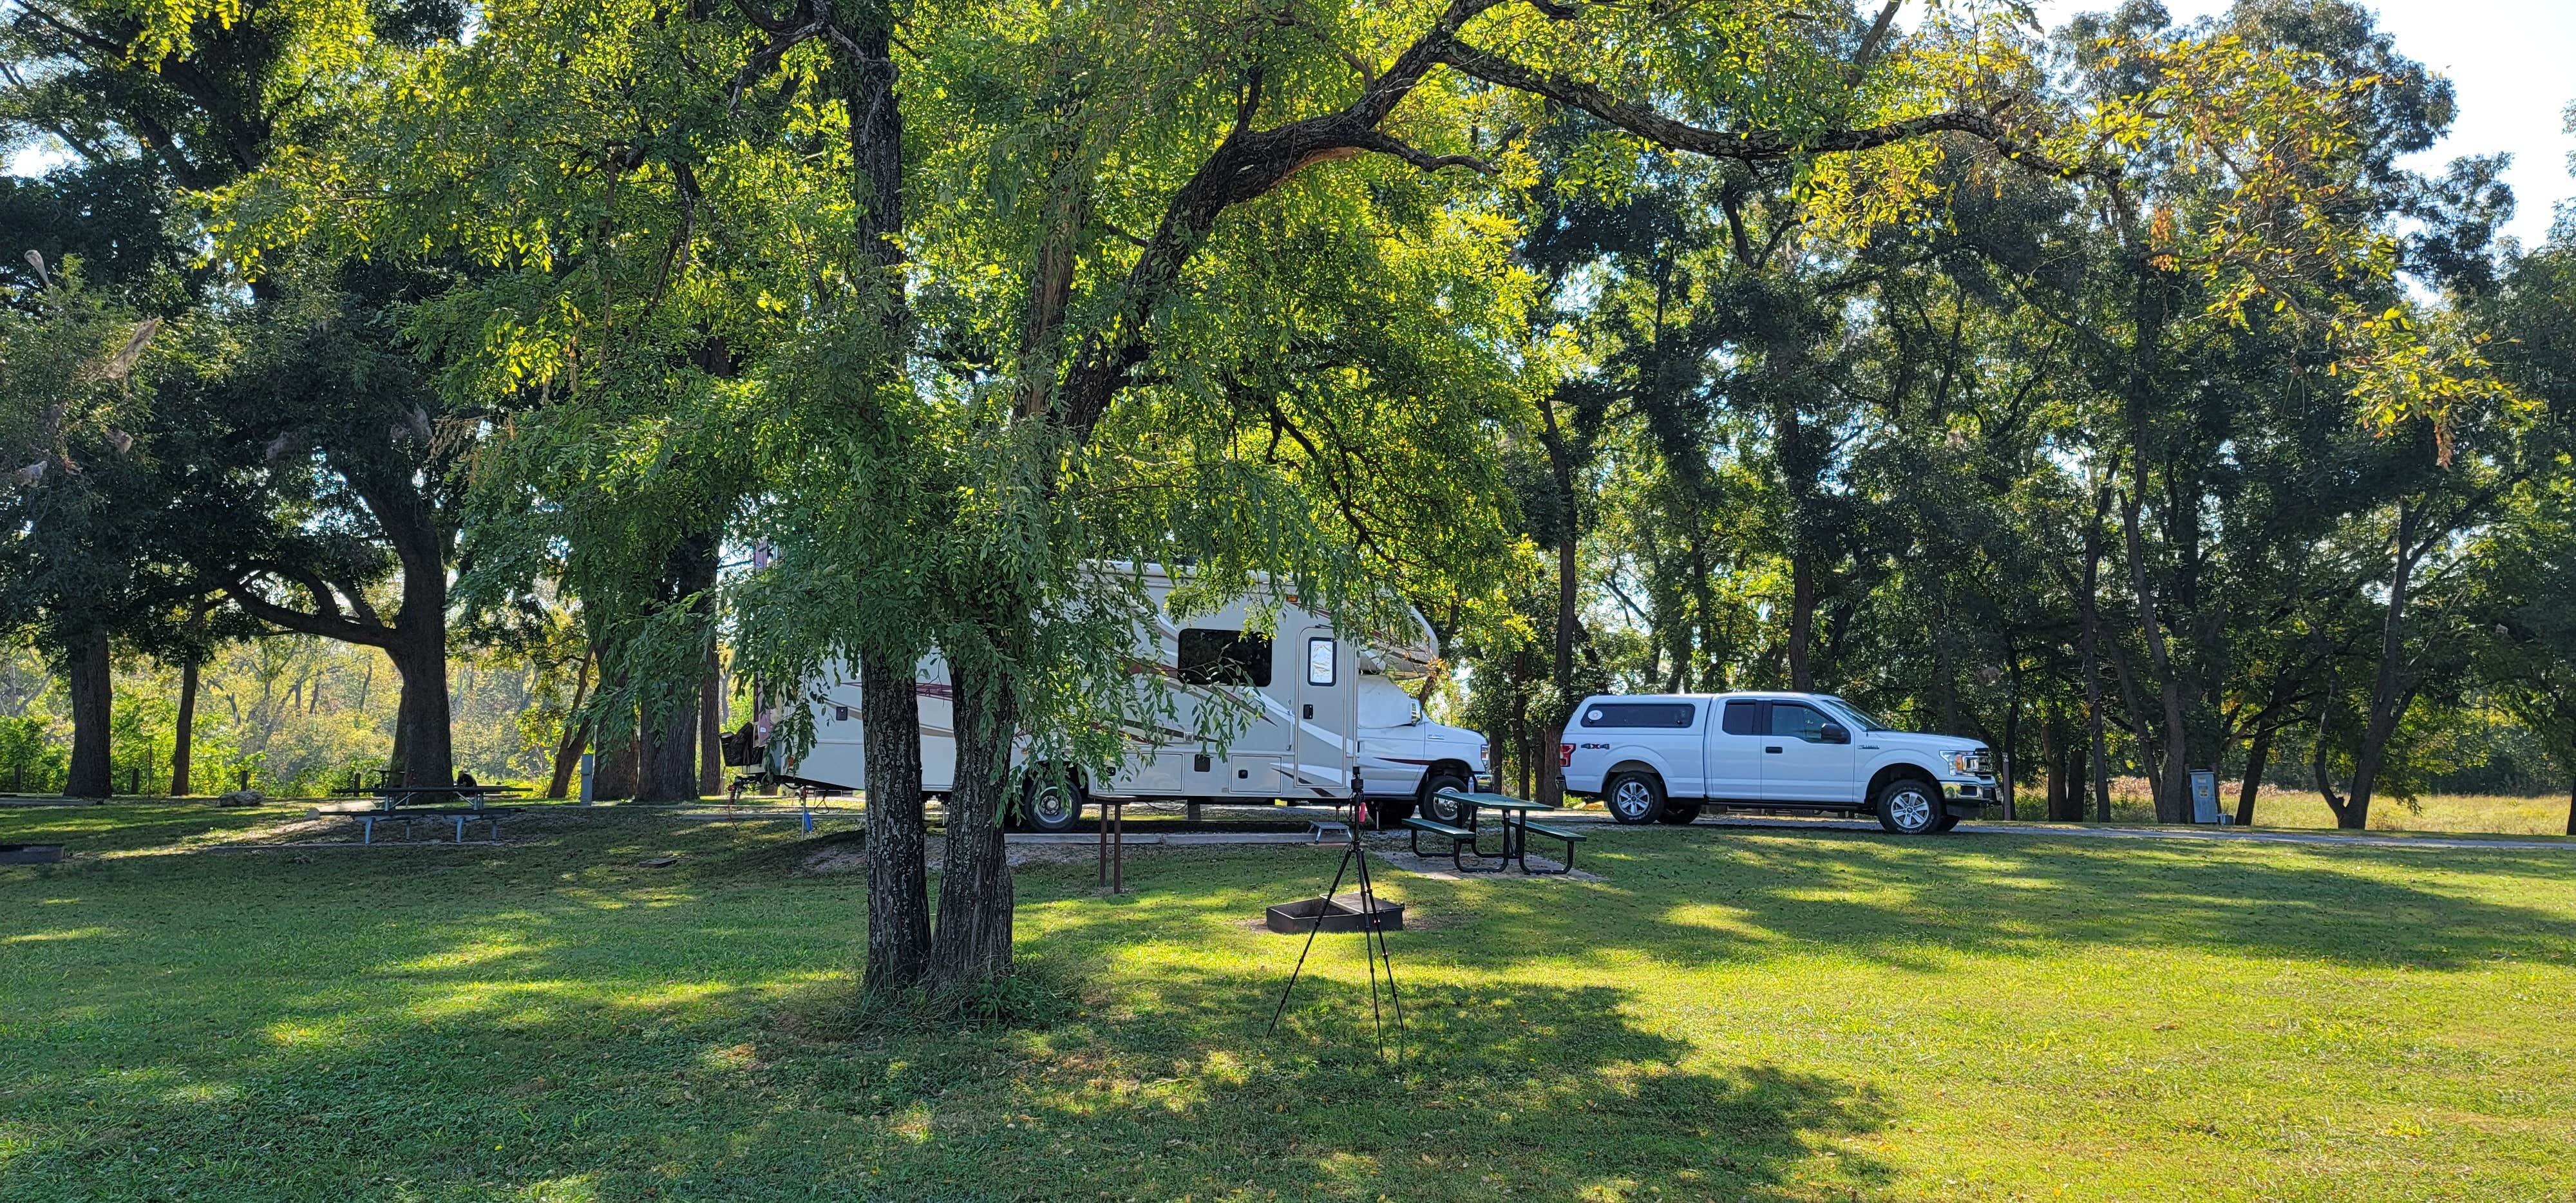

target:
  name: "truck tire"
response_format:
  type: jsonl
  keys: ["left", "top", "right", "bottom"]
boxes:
{"left": 1420, "top": 771, "right": 1471, "bottom": 825}
{"left": 1020, "top": 775, "right": 1083, "bottom": 833}
{"left": 1605, "top": 772, "right": 1667, "bottom": 825}
{"left": 1656, "top": 801, "right": 1703, "bottom": 825}
{"left": 1873, "top": 777, "right": 1942, "bottom": 835}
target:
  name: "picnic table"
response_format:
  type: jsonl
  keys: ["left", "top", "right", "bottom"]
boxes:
{"left": 355, "top": 784, "right": 524, "bottom": 812}
{"left": 335, "top": 783, "right": 526, "bottom": 844}
{"left": 1399, "top": 789, "right": 1584, "bottom": 874}
{"left": 345, "top": 807, "right": 515, "bottom": 845}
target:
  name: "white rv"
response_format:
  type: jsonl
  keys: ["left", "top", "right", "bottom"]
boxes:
{"left": 766, "top": 572, "right": 1490, "bottom": 830}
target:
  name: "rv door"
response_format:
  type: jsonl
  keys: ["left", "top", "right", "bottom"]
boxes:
{"left": 1293, "top": 627, "right": 1353, "bottom": 798}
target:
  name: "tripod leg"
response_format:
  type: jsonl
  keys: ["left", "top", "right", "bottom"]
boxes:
{"left": 1344, "top": 826, "right": 1402, "bottom": 1063}
{"left": 1265, "top": 842, "right": 1358, "bottom": 1036}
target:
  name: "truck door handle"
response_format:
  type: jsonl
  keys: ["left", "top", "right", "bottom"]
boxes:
{"left": 1302, "top": 704, "right": 1314, "bottom": 719}
{"left": 1765, "top": 746, "right": 1783, "bottom": 754}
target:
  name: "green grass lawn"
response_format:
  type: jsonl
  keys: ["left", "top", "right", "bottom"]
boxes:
{"left": 4, "top": 804, "right": 2573, "bottom": 1202}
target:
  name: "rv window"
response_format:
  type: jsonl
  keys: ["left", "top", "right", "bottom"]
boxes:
{"left": 1580, "top": 703, "right": 1698, "bottom": 728}
{"left": 1308, "top": 638, "right": 1336, "bottom": 686}
{"left": 1177, "top": 629, "right": 1273, "bottom": 687}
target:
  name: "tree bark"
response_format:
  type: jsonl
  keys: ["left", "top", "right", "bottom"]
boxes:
{"left": 1535, "top": 396, "right": 1578, "bottom": 809}
{"left": 640, "top": 696, "right": 698, "bottom": 802}
{"left": 860, "top": 645, "right": 931, "bottom": 994}
{"left": 1788, "top": 553, "right": 1817, "bottom": 692}
{"left": 699, "top": 647, "right": 724, "bottom": 798}
{"left": 2235, "top": 725, "right": 2272, "bottom": 828}
{"left": 171, "top": 657, "right": 200, "bottom": 797}
{"left": 2076, "top": 492, "right": 2115, "bottom": 822}
{"left": 386, "top": 635, "right": 453, "bottom": 788}
{"left": 931, "top": 656, "right": 1017, "bottom": 990}
{"left": 545, "top": 650, "right": 594, "bottom": 799}
{"left": 593, "top": 703, "right": 638, "bottom": 800}
{"left": 2121, "top": 489, "right": 2192, "bottom": 822}
{"left": 64, "top": 629, "right": 113, "bottom": 798}
{"left": 2342, "top": 500, "right": 2422, "bottom": 830}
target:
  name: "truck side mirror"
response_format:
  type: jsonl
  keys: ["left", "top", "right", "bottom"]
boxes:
{"left": 1819, "top": 721, "right": 1850, "bottom": 744}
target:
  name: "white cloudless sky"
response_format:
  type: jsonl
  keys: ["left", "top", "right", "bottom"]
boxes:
{"left": 1913, "top": 0, "right": 2576, "bottom": 247}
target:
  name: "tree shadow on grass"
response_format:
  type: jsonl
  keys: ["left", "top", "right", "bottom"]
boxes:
{"left": 767, "top": 964, "right": 1895, "bottom": 1202}
{"left": 0, "top": 829, "right": 1895, "bottom": 1202}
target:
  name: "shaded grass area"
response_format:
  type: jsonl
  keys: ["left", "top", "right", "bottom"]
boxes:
{"left": 3, "top": 805, "right": 2573, "bottom": 1201}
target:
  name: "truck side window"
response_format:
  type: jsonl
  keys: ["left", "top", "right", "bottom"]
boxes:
{"left": 1767, "top": 702, "right": 1830, "bottom": 741}
{"left": 1177, "top": 629, "right": 1273, "bottom": 687}
{"left": 1580, "top": 703, "right": 1696, "bottom": 728}
{"left": 1721, "top": 700, "right": 1759, "bottom": 735}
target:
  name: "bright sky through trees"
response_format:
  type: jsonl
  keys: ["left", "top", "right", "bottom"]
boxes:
{"left": 1911, "top": 0, "right": 2576, "bottom": 245}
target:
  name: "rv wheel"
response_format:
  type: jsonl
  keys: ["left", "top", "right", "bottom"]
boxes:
{"left": 1420, "top": 771, "right": 1471, "bottom": 825}
{"left": 1021, "top": 777, "right": 1083, "bottom": 833}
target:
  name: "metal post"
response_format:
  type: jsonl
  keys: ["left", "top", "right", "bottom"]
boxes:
{"left": 578, "top": 752, "right": 596, "bottom": 805}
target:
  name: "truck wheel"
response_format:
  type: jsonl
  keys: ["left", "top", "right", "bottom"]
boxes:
{"left": 1605, "top": 772, "right": 1667, "bottom": 824}
{"left": 1656, "top": 801, "right": 1703, "bottom": 825}
{"left": 1421, "top": 771, "right": 1470, "bottom": 825}
{"left": 1021, "top": 776, "right": 1083, "bottom": 833}
{"left": 1873, "top": 778, "right": 1941, "bottom": 835}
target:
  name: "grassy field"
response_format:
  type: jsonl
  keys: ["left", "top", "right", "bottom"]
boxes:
{"left": 3, "top": 804, "right": 2573, "bottom": 1202}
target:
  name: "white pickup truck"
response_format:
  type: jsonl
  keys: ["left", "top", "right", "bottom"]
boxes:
{"left": 1557, "top": 692, "right": 1996, "bottom": 835}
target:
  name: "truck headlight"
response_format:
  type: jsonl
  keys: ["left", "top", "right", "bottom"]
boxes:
{"left": 1945, "top": 750, "right": 1981, "bottom": 777}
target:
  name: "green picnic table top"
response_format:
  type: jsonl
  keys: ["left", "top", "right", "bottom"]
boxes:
{"left": 1434, "top": 790, "right": 1558, "bottom": 812}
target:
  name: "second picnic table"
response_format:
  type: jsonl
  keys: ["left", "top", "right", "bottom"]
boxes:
{"left": 339, "top": 782, "right": 526, "bottom": 844}
{"left": 1404, "top": 789, "right": 1586, "bottom": 874}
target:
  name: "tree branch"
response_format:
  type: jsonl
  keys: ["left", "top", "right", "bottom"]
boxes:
{"left": 1438, "top": 39, "right": 2082, "bottom": 176}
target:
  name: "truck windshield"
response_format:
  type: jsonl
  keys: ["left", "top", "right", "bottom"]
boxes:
{"left": 1817, "top": 696, "right": 1893, "bottom": 732}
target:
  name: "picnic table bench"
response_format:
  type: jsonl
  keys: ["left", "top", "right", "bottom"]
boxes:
{"left": 345, "top": 806, "right": 518, "bottom": 845}
{"left": 1399, "top": 790, "right": 1583, "bottom": 874}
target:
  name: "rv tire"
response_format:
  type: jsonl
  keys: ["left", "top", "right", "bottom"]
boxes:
{"left": 1020, "top": 775, "right": 1084, "bottom": 833}
{"left": 1420, "top": 771, "right": 1472, "bottom": 825}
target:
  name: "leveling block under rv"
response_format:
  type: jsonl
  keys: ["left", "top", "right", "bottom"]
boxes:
{"left": 760, "top": 572, "right": 1491, "bottom": 831}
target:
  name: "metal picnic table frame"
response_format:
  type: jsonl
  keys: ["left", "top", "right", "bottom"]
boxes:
{"left": 1425, "top": 789, "right": 1581, "bottom": 875}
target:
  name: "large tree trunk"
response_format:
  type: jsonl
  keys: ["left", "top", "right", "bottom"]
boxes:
{"left": 699, "top": 649, "right": 724, "bottom": 798}
{"left": 860, "top": 646, "right": 931, "bottom": 994}
{"left": 636, "top": 534, "right": 719, "bottom": 803}
{"left": 1787, "top": 553, "right": 1817, "bottom": 692}
{"left": 1532, "top": 395, "right": 1580, "bottom": 810}
{"left": 2121, "top": 489, "right": 2192, "bottom": 822}
{"left": 171, "top": 658, "right": 200, "bottom": 797}
{"left": 2235, "top": 725, "right": 2272, "bottom": 827}
{"left": 545, "top": 650, "right": 594, "bottom": 799}
{"left": 2341, "top": 501, "right": 2423, "bottom": 830}
{"left": 592, "top": 704, "right": 638, "bottom": 800}
{"left": 386, "top": 635, "right": 453, "bottom": 788}
{"left": 930, "top": 656, "right": 1017, "bottom": 990}
{"left": 2075, "top": 493, "right": 2115, "bottom": 822}
{"left": 64, "top": 629, "right": 113, "bottom": 799}
{"left": 639, "top": 697, "right": 698, "bottom": 802}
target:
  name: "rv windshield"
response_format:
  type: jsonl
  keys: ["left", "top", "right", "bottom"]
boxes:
{"left": 1817, "top": 696, "right": 1893, "bottom": 732}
